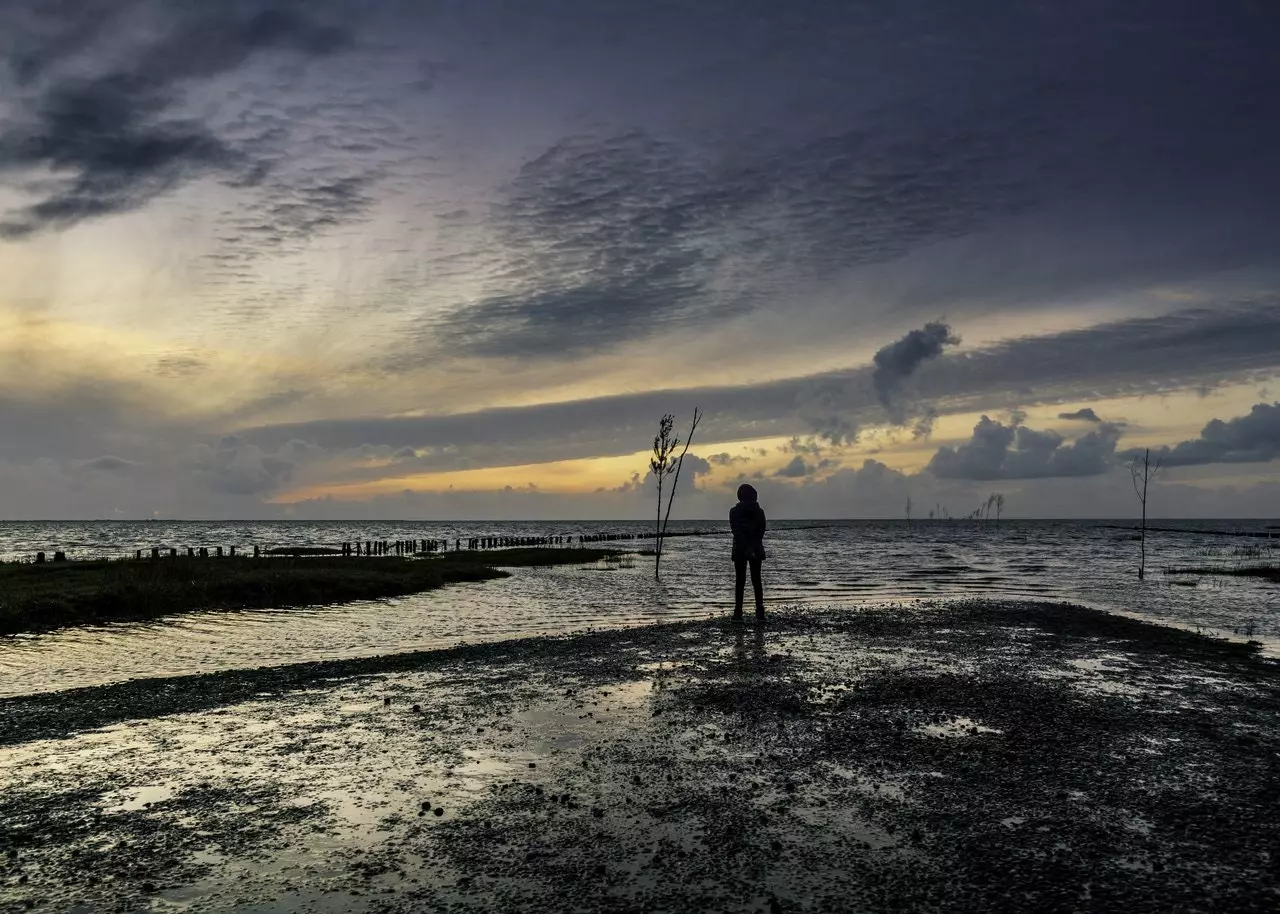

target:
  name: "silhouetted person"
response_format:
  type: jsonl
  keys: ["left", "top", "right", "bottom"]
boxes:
{"left": 729, "top": 483, "right": 766, "bottom": 620}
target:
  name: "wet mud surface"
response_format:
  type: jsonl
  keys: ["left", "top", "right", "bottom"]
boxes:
{"left": 2, "top": 600, "right": 1277, "bottom": 913}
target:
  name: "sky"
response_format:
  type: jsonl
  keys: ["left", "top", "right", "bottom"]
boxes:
{"left": 0, "top": 0, "right": 1278, "bottom": 520}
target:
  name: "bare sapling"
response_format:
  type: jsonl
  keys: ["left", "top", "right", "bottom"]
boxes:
{"left": 656, "top": 407, "right": 703, "bottom": 580}
{"left": 650, "top": 415, "right": 679, "bottom": 578}
{"left": 1129, "top": 448, "right": 1164, "bottom": 579}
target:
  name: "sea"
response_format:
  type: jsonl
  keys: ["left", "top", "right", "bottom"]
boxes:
{"left": 1, "top": 519, "right": 1277, "bottom": 697}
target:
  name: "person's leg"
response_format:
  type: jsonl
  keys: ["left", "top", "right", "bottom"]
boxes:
{"left": 750, "top": 558, "right": 764, "bottom": 616}
{"left": 733, "top": 559, "right": 746, "bottom": 619}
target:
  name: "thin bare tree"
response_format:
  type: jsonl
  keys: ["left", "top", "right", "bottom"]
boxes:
{"left": 650, "top": 415, "right": 679, "bottom": 578}
{"left": 1129, "top": 448, "right": 1164, "bottom": 579}
{"left": 655, "top": 408, "right": 703, "bottom": 580}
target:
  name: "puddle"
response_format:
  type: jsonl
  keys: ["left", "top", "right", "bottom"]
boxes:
{"left": 914, "top": 717, "right": 1002, "bottom": 739}
{"left": 103, "top": 783, "right": 178, "bottom": 812}
{"left": 2, "top": 602, "right": 1276, "bottom": 912}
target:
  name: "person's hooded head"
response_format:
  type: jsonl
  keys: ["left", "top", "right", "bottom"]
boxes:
{"left": 736, "top": 483, "right": 758, "bottom": 504}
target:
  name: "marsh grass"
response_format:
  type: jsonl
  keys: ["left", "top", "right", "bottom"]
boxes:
{"left": 0, "top": 548, "right": 623, "bottom": 636}
{"left": 1164, "top": 562, "right": 1280, "bottom": 583}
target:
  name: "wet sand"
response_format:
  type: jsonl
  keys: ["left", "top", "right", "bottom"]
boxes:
{"left": 2, "top": 600, "right": 1277, "bottom": 913}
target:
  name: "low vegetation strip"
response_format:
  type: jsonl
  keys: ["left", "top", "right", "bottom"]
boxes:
{"left": 0, "top": 548, "right": 621, "bottom": 636}
{"left": 1165, "top": 564, "right": 1280, "bottom": 582}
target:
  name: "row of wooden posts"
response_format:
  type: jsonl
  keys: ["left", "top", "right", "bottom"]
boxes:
{"left": 340, "top": 530, "right": 668, "bottom": 555}
{"left": 27, "top": 527, "right": 722, "bottom": 563}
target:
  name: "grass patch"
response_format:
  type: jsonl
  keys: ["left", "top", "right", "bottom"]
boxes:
{"left": 1165, "top": 564, "right": 1280, "bottom": 582}
{"left": 0, "top": 548, "right": 624, "bottom": 636}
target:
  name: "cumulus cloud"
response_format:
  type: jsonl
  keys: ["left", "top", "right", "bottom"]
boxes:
{"left": 774, "top": 456, "right": 812, "bottom": 478}
{"left": 928, "top": 416, "right": 1123, "bottom": 480}
{"left": 1133, "top": 402, "right": 1280, "bottom": 467}
{"left": 871, "top": 322, "right": 960, "bottom": 421}
{"left": 185, "top": 437, "right": 296, "bottom": 496}
{"left": 680, "top": 454, "right": 712, "bottom": 479}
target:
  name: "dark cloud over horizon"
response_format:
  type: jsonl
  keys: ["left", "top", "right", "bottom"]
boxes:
{"left": 928, "top": 416, "right": 1123, "bottom": 481}
{"left": 229, "top": 305, "right": 1280, "bottom": 473}
{"left": 1132, "top": 402, "right": 1280, "bottom": 468}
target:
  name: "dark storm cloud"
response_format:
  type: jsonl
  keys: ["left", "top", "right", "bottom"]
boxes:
{"left": 927, "top": 417, "right": 1123, "bottom": 481}
{"left": 243, "top": 305, "right": 1280, "bottom": 474}
{"left": 871, "top": 322, "right": 960, "bottom": 421}
{"left": 0, "top": 2, "right": 352, "bottom": 237}
{"left": 1131, "top": 402, "right": 1280, "bottom": 467}
{"left": 911, "top": 304, "right": 1280, "bottom": 414}
{"left": 428, "top": 133, "right": 728, "bottom": 359}
{"left": 426, "top": 108, "right": 1058, "bottom": 361}
{"left": 1058, "top": 408, "right": 1103, "bottom": 423}
{"left": 410, "top": 0, "right": 1280, "bottom": 362}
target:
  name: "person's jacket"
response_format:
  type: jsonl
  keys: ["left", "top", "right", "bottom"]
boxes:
{"left": 729, "top": 501, "right": 767, "bottom": 562}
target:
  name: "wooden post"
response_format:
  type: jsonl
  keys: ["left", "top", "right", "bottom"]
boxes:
{"left": 169, "top": 548, "right": 177, "bottom": 558}
{"left": 230, "top": 545, "right": 236, "bottom": 557}
{"left": 36, "top": 551, "right": 46, "bottom": 564}
{"left": 188, "top": 547, "right": 195, "bottom": 558}
{"left": 254, "top": 544, "right": 260, "bottom": 558}
{"left": 136, "top": 549, "right": 142, "bottom": 560}
{"left": 54, "top": 551, "right": 67, "bottom": 562}
{"left": 216, "top": 546, "right": 224, "bottom": 558}
{"left": 151, "top": 547, "right": 161, "bottom": 559}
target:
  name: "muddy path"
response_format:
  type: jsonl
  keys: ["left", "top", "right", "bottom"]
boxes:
{"left": 2, "top": 601, "right": 1277, "bottom": 913}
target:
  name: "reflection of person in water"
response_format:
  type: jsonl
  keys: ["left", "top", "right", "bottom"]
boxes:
{"left": 733, "top": 621, "right": 766, "bottom": 666}
{"left": 729, "top": 483, "right": 767, "bottom": 620}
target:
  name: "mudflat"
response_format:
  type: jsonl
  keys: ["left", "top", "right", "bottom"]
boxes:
{"left": 1, "top": 601, "right": 1276, "bottom": 913}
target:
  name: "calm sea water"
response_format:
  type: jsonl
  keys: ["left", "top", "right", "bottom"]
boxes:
{"left": 1, "top": 519, "right": 1276, "bottom": 697}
